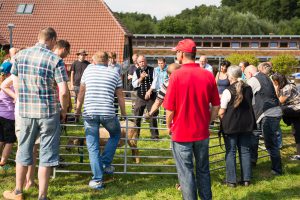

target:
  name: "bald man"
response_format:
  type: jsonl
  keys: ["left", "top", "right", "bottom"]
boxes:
{"left": 245, "top": 65, "right": 283, "bottom": 175}
{"left": 132, "top": 55, "right": 159, "bottom": 139}
{"left": 244, "top": 65, "right": 258, "bottom": 80}
{"left": 199, "top": 56, "right": 213, "bottom": 73}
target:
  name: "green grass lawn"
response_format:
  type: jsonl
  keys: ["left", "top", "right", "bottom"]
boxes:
{"left": 0, "top": 103, "right": 299, "bottom": 200}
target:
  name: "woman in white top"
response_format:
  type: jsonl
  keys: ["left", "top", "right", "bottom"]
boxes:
{"left": 218, "top": 66, "right": 255, "bottom": 187}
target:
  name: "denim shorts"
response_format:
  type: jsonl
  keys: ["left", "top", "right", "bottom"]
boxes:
{"left": 16, "top": 113, "right": 61, "bottom": 167}
{"left": 15, "top": 114, "right": 40, "bottom": 144}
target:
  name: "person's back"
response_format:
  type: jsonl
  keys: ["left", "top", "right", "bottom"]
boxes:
{"left": 169, "top": 64, "right": 218, "bottom": 141}
{"left": 75, "top": 51, "right": 126, "bottom": 190}
{"left": 3, "top": 27, "right": 69, "bottom": 200}
{"left": 13, "top": 44, "right": 64, "bottom": 118}
{"left": 222, "top": 83, "right": 255, "bottom": 134}
{"left": 82, "top": 64, "right": 121, "bottom": 116}
{"left": 219, "top": 66, "right": 254, "bottom": 187}
{"left": 244, "top": 65, "right": 282, "bottom": 175}
{"left": 252, "top": 72, "right": 280, "bottom": 121}
{"left": 163, "top": 39, "right": 219, "bottom": 200}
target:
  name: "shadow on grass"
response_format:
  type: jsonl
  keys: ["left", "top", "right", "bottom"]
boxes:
{"left": 48, "top": 173, "right": 179, "bottom": 200}
{"left": 248, "top": 157, "right": 300, "bottom": 184}
{"left": 240, "top": 186, "right": 300, "bottom": 200}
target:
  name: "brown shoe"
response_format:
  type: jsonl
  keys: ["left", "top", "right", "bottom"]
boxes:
{"left": 3, "top": 190, "right": 24, "bottom": 200}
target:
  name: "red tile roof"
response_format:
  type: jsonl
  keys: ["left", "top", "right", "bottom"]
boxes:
{"left": 0, "top": 33, "right": 9, "bottom": 45}
{"left": 0, "top": 0, "right": 132, "bottom": 64}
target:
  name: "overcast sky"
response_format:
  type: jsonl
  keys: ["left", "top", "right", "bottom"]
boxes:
{"left": 104, "top": 0, "right": 221, "bottom": 19}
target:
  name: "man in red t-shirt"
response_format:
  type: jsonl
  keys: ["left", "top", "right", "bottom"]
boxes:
{"left": 163, "top": 39, "right": 220, "bottom": 200}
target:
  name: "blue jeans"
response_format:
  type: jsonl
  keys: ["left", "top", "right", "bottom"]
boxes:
{"left": 84, "top": 115, "right": 121, "bottom": 181}
{"left": 276, "top": 127, "right": 283, "bottom": 149}
{"left": 224, "top": 133, "right": 251, "bottom": 183}
{"left": 172, "top": 139, "right": 212, "bottom": 200}
{"left": 251, "top": 116, "right": 282, "bottom": 174}
{"left": 261, "top": 117, "right": 282, "bottom": 174}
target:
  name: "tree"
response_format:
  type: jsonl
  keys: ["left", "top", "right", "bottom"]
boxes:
{"left": 115, "top": 4, "right": 299, "bottom": 35}
{"left": 0, "top": 49, "right": 6, "bottom": 64}
{"left": 226, "top": 53, "right": 259, "bottom": 66}
{"left": 157, "top": 17, "right": 187, "bottom": 34}
{"left": 221, "top": 0, "right": 242, "bottom": 7}
{"left": 115, "top": 12, "right": 157, "bottom": 34}
{"left": 270, "top": 54, "right": 299, "bottom": 75}
{"left": 277, "top": 17, "right": 300, "bottom": 34}
{"left": 222, "top": 0, "right": 299, "bottom": 22}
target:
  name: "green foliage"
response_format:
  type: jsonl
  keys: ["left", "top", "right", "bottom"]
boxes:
{"left": 226, "top": 53, "right": 259, "bottom": 66}
{"left": 270, "top": 54, "right": 299, "bottom": 75}
{"left": 222, "top": 0, "right": 300, "bottom": 22}
{"left": 176, "top": 5, "right": 218, "bottom": 19}
{"left": 116, "top": 4, "right": 300, "bottom": 35}
{"left": 115, "top": 12, "right": 157, "bottom": 34}
{"left": 276, "top": 17, "right": 300, "bottom": 34}
{"left": 156, "top": 6, "right": 277, "bottom": 35}
{"left": 157, "top": 17, "right": 187, "bottom": 34}
{"left": 0, "top": 49, "right": 6, "bottom": 64}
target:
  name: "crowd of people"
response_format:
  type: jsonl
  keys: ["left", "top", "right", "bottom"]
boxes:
{"left": 0, "top": 27, "right": 299, "bottom": 200}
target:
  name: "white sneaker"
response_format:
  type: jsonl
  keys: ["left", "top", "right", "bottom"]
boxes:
{"left": 290, "top": 155, "right": 300, "bottom": 161}
{"left": 89, "top": 180, "right": 104, "bottom": 190}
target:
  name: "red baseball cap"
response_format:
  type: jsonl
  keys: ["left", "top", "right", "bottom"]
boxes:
{"left": 172, "top": 39, "right": 197, "bottom": 53}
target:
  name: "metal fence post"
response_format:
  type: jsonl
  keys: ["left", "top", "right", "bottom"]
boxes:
{"left": 123, "top": 116, "right": 129, "bottom": 173}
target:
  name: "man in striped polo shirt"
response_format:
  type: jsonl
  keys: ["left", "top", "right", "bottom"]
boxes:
{"left": 75, "top": 51, "right": 126, "bottom": 190}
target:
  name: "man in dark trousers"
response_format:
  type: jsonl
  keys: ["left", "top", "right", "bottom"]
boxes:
{"left": 245, "top": 65, "right": 283, "bottom": 175}
{"left": 132, "top": 55, "right": 159, "bottom": 139}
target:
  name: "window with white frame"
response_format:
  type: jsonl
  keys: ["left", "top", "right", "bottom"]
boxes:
{"left": 16, "top": 4, "right": 34, "bottom": 14}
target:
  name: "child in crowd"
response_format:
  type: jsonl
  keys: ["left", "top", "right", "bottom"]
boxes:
{"left": 0, "top": 62, "right": 16, "bottom": 172}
